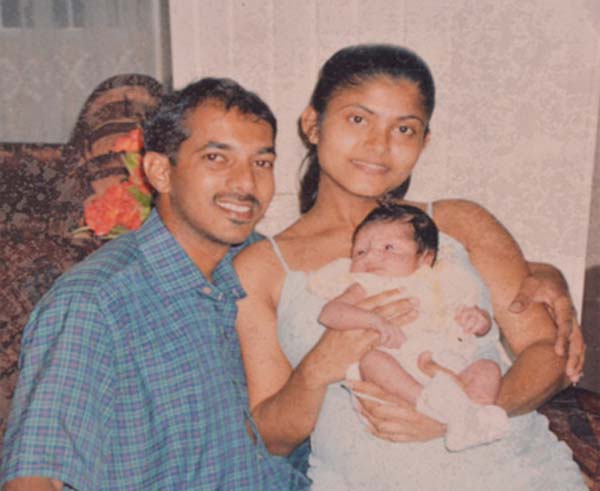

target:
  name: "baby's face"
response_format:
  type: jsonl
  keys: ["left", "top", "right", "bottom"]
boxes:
{"left": 350, "top": 221, "right": 429, "bottom": 276}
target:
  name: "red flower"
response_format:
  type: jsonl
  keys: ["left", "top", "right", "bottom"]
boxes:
{"left": 84, "top": 182, "right": 143, "bottom": 236}
{"left": 76, "top": 127, "right": 153, "bottom": 239}
{"left": 112, "top": 128, "right": 144, "bottom": 153}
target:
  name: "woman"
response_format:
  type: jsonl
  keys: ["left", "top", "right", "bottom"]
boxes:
{"left": 235, "top": 44, "right": 586, "bottom": 489}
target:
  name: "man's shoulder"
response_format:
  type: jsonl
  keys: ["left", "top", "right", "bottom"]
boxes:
{"left": 230, "top": 230, "right": 265, "bottom": 257}
{"left": 23, "top": 233, "right": 154, "bottom": 345}
{"left": 49, "top": 233, "right": 145, "bottom": 301}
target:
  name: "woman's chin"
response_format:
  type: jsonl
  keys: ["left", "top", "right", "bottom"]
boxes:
{"left": 347, "top": 185, "right": 390, "bottom": 201}
{"left": 320, "top": 172, "right": 405, "bottom": 202}
{"left": 345, "top": 177, "right": 409, "bottom": 200}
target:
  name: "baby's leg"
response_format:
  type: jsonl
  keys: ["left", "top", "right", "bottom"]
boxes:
{"left": 458, "top": 359, "right": 502, "bottom": 405}
{"left": 359, "top": 350, "right": 422, "bottom": 405}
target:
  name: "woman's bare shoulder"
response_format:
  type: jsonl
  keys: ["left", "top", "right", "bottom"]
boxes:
{"left": 432, "top": 198, "right": 488, "bottom": 217}
{"left": 432, "top": 199, "right": 498, "bottom": 235}
{"left": 235, "top": 238, "right": 289, "bottom": 307}
{"left": 392, "top": 198, "right": 487, "bottom": 219}
{"left": 234, "top": 238, "right": 285, "bottom": 281}
{"left": 432, "top": 199, "right": 519, "bottom": 257}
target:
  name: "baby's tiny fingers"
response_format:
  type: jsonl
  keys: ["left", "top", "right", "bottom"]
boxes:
{"left": 389, "top": 313, "right": 418, "bottom": 331}
{"left": 462, "top": 324, "right": 476, "bottom": 335}
{"left": 379, "top": 331, "right": 389, "bottom": 346}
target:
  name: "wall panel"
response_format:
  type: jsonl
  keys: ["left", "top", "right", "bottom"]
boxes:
{"left": 169, "top": 1, "right": 600, "bottom": 378}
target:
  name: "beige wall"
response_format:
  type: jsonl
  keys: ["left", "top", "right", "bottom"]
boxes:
{"left": 169, "top": 0, "right": 600, "bottom": 323}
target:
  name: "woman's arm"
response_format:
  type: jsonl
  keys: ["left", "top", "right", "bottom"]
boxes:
{"left": 234, "top": 240, "right": 379, "bottom": 455}
{"left": 434, "top": 199, "right": 568, "bottom": 415}
{"left": 4, "top": 477, "right": 63, "bottom": 491}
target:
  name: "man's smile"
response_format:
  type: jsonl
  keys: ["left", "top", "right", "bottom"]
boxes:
{"left": 214, "top": 194, "right": 260, "bottom": 222}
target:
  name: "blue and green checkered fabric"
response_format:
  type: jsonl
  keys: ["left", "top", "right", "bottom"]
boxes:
{"left": 1, "top": 210, "right": 310, "bottom": 490}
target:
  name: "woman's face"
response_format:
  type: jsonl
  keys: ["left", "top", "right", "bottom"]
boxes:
{"left": 308, "top": 76, "right": 430, "bottom": 199}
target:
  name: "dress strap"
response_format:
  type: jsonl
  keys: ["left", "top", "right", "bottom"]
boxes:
{"left": 427, "top": 201, "right": 434, "bottom": 217}
{"left": 266, "top": 236, "right": 290, "bottom": 274}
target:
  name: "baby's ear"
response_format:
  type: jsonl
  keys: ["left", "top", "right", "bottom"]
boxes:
{"left": 419, "top": 250, "right": 436, "bottom": 267}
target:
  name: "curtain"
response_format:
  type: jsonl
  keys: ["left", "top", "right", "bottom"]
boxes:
{"left": 0, "top": 0, "right": 171, "bottom": 143}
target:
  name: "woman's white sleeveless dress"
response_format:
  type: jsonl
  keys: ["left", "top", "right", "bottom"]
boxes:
{"left": 268, "top": 220, "right": 586, "bottom": 490}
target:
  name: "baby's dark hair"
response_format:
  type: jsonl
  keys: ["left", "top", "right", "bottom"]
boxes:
{"left": 353, "top": 203, "right": 439, "bottom": 263}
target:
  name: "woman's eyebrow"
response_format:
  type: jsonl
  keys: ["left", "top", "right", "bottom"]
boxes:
{"left": 345, "top": 103, "right": 426, "bottom": 127}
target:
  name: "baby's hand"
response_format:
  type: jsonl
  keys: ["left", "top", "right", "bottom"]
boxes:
{"left": 376, "top": 321, "right": 406, "bottom": 349}
{"left": 455, "top": 305, "right": 492, "bottom": 336}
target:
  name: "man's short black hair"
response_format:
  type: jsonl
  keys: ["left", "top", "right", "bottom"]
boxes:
{"left": 143, "top": 77, "right": 277, "bottom": 164}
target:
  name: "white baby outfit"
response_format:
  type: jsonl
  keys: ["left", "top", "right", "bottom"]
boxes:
{"left": 267, "top": 207, "right": 586, "bottom": 490}
{"left": 308, "top": 255, "right": 508, "bottom": 452}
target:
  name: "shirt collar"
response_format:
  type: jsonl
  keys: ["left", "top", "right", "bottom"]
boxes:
{"left": 135, "top": 209, "right": 247, "bottom": 300}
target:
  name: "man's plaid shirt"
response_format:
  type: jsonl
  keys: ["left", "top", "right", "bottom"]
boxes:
{"left": 1, "top": 210, "right": 310, "bottom": 490}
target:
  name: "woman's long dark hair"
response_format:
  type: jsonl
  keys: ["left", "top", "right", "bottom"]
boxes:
{"left": 299, "top": 44, "right": 436, "bottom": 214}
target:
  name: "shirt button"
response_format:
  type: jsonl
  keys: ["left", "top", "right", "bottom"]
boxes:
{"left": 202, "top": 286, "right": 212, "bottom": 295}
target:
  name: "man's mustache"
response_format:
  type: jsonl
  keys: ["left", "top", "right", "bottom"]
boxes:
{"left": 214, "top": 193, "right": 261, "bottom": 207}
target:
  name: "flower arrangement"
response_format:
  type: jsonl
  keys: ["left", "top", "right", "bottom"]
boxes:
{"left": 76, "top": 128, "right": 153, "bottom": 239}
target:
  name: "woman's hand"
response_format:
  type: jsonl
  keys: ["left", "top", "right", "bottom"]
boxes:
{"left": 347, "top": 379, "right": 445, "bottom": 442}
{"left": 509, "top": 262, "right": 585, "bottom": 383}
{"left": 300, "top": 328, "right": 380, "bottom": 388}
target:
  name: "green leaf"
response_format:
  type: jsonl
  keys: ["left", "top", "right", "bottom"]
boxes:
{"left": 71, "top": 226, "right": 90, "bottom": 235}
{"left": 123, "top": 152, "right": 140, "bottom": 174}
{"left": 140, "top": 205, "right": 151, "bottom": 222}
{"left": 107, "top": 225, "right": 130, "bottom": 238}
{"left": 128, "top": 186, "right": 153, "bottom": 207}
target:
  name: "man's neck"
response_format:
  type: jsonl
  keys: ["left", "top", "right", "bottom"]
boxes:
{"left": 184, "top": 242, "right": 229, "bottom": 282}
{"left": 157, "top": 210, "right": 230, "bottom": 282}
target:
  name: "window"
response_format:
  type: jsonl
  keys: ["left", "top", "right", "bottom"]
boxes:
{"left": 0, "top": 0, "right": 170, "bottom": 142}
{"left": 1, "top": 0, "right": 139, "bottom": 29}
{"left": 52, "top": 0, "right": 84, "bottom": 28}
{"left": 1, "top": 0, "right": 33, "bottom": 28}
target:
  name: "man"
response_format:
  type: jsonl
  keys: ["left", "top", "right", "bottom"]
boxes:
{"left": 1, "top": 78, "right": 310, "bottom": 490}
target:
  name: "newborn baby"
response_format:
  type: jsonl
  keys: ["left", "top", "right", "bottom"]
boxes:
{"left": 308, "top": 203, "right": 508, "bottom": 451}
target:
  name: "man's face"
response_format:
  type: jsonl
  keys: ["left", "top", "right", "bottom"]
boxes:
{"left": 158, "top": 102, "right": 275, "bottom": 252}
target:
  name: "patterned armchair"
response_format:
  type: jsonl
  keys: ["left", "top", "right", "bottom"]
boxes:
{"left": 0, "top": 73, "right": 598, "bottom": 489}
{"left": 0, "top": 73, "right": 163, "bottom": 453}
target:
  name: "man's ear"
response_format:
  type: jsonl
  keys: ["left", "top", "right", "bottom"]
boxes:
{"left": 143, "top": 151, "right": 172, "bottom": 194}
{"left": 300, "top": 106, "right": 320, "bottom": 145}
